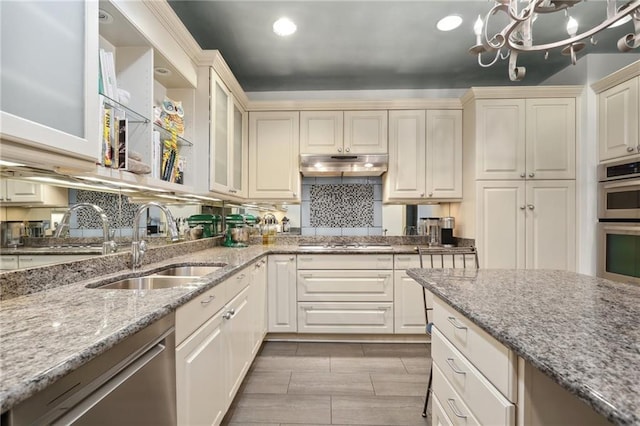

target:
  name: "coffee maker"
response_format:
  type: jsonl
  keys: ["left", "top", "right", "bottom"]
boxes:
{"left": 440, "top": 217, "right": 455, "bottom": 247}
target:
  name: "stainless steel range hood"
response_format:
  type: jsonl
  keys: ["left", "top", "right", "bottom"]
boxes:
{"left": 300, "top": 154, "right": 388, "bottom": 177}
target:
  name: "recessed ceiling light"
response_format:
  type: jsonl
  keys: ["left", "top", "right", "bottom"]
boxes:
{"left": 273, "top": 17, "right": 297, "bottom": 36}
{"left": 437, "top": 15, "right": 463, "bottom": 32}
{"left": 98, "top": 9, "right": 113, "bottom": 24}
{"left": 154, "top": 67, "right": 172, "bottom": 76}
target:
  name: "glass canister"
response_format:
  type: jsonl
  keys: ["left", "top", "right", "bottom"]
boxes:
{"left": 262, "top": 213, "right": 277, "bottom": 245}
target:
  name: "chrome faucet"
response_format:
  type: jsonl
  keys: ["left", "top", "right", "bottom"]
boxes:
{"left": 54, "top": 203, "right": 118, "bottom": 255}
{"left": 131, "top": 202, "right": 180, "bottom": 269}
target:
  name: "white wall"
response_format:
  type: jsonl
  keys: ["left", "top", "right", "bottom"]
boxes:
{"left": 542, "top": 54, "right": 640, "bottom": 275}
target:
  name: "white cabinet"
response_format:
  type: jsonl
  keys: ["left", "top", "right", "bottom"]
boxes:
{"left": 296, "top": 254, "right": 394, "bottom": 334}
{"left": 385, "top": 110, "right": 462, "bottom": 201}
{"left": 0, "top": 1, "right": 99, "bottom": 162}
{"left": 176, "top": 266, "right": 264, "bottom": 426}
{"left": 597, "top": 76, "right": 640, "bottom": 161}
{"left": 248, "top": 111, "right": 300, "bottom": 201}
{"left": 0, "top": 179, "right": 68, "bottom": 206}
{"left": 393, "top": 271, "right": 427, "bottom": 334}
{"left": 251, "top": 259, "right": 268, "bottom": 356}
{"left": 344, "top": 111, "right": 388, "bottom": 154}
{"left": 300, "top": 111, "right": 344, "bottom": 154}
{"left": 210, "top": 70, "right": 247, "bottom": 197}
{"left": 0, "top": 256, "right": 19, "bottom": 271}
{"left": 300, "top": 110, "right": 387, "bottom": 155}
{"left": 267, "top": 255, "right": 298, "bottom": 333}
{"left": 476, "top": 180, "right": 575, "bottom": 270}
{"left": 475, "top": 99, "right": 575, "bottom": 180}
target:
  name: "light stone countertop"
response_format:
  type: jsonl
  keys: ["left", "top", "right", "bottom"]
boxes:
{"left": 406, "top": 268, "right": 640, "bottom": 426}
{"left": 0, "top": 243, "right": 427, "bottom": 414}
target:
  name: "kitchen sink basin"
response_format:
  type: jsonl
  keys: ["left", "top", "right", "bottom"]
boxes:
{"left": 95, "top": 276, "right": 205, "bottom": 290}
{"left": 151, "top": 265, "right": 223, "bottom": 277}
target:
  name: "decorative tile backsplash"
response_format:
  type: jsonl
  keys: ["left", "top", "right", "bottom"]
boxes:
{"left": 302, "top": 177, "right": 383, "bottom": 236}
{"left": 70, "top": 189, "right": 139, "bottom": 229}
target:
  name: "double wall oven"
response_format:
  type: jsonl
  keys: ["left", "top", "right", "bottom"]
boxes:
{"left": 598, "top": 158, "right": 640, "bottom": 284}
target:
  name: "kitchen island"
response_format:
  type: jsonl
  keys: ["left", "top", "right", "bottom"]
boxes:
{"left": 406, "top": 268, "right": 639, "bottom": 426}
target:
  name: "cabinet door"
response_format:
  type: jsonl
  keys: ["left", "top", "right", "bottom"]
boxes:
{"left": 344, "top": 111, "right": 388, "bottom": 154}
{"left": 297, "top": 270, "right": 393, "bottom": 302}
{"left": 225, "top": 285, "right": 252, "bottom": 403}
{"left": 0, "top": 256, "right": 19, "bottom": 271}
{"left": 4, "top": 180, "right": 41, "bottom": 203}
{"left": 0, "top": 1, "right": 99, "bottom": 160}
{"left": 267, "top": 255, "right": 298, "bottom": 332}
{"left": 475, "top": 100, "right": 526, "bottom": 180}
{"left": 386, "top": 110, "right": 426, "bottom": 200}
{"left": 300, "top": 111, "right": 344, "bottom": 154}
{"left": 393, "top": 271, "right": 427, "bottom": 334}
{"left": 526, "top": 98, "right": 575, "bottom": 180}
{"left": 210, "top": 71, "right": 231, "bottom": 193}
{"left": 598, "top": 77, "right": 639, "bottom": 161}
{"left": 251, "top": 259, "right": 268, "bottom": 356}
{"left": 248, "top": 111, "right": 300, "bottom": 200}
{"left": 476, "top": 181, "right": 526, "bottom": 269}
{"left": 230, "top": 99, "right": 248, "bottom": 197}
{"left": 426, "top": 110, "right": 462, "bottom": 199}
{"left": 525, "top": 181, "right": 576, "bottom": 271}
{"left": 176, "top": 310, "right": 226, "bottom": 426}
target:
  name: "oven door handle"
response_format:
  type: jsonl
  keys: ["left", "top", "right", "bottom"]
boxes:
{"left": 600, "top": 180, "right": 640, "bottom": 190}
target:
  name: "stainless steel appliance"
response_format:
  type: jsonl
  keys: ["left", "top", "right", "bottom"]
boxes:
{"left": 440, "top": 217, "right": 455, "bottom": 247}
{"left": 425, "top": 217, "right": 441, "bottom": 247}
{"left": 5, "top": 314, "right": 176, "bottom": 425}
{"left": 597, "top": 158, "right": 640, "bottom": 284}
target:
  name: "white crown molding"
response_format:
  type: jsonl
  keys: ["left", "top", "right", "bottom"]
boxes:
{"left": 591, "top": 60, "right": 640, "bottom": 94}
{"left": 247, "top": 98, "right": 462, "bottom": 111}
{"left": 461, "top": 85, "right": 584, "bottom": 105}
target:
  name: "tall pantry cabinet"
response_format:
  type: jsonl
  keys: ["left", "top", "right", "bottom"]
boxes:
{"left": 458, "top": 87, "right": 581, "bottom": 271}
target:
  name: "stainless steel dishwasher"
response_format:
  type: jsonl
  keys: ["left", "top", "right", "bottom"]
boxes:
{"left": 5, "top": 314, "right": 176, "bottom": 425}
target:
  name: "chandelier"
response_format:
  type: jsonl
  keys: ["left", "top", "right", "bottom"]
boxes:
{"left": 470, "top": 0, "right": 640, "bottom": 81}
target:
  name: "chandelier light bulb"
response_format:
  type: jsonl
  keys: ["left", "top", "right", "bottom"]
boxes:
{"left": 566, "top": 16, "right": 579, "bottom": 37}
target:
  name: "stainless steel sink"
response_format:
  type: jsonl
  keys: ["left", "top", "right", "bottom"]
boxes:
{"left": 96, "top": 276, "right": 205, "bottom": 290}
{"left": 150, "top": 265, "right": 223, "bottom": 277}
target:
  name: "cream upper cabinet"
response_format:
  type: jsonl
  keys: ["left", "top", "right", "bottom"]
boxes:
{"left": 385, "top": 109, "right": 461, "bottom": 201}
{"left": 476, "top": 180, "right": 575, "bottom": 270}
{"left": 343, "top": 110, "right": 388, "bottom": 154}
{"left": 475, "top": 99, "right": 575, "bottom": 180}
{"left": 300, "top": 111, "right": 344, "bottom": 154}
{"left": 0, "top": 179, "right": 67, "bottom": 206}
{"left": 248, "top": 111, "right": 300, "bottom": 201}
{"left": 210, "top": 71, "right": 247, "bottom": 197}
{"left": 597, "top": 76, "right": 639, "bottom": 161}
{"left": 0, "top": 1, "right": 99, "bottom": 163}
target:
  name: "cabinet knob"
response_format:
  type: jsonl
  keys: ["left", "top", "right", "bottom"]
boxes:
{"left": 420, "top": 193, "right": 425, "bottom": 197}
{"left": 520, "top": 205, "right": 526, "bottom": 210}
{"left": 337, "top": 147, "right": 342, "bottom": 153}
{"left": 528, "top": 172, "right": 535, "bottom": 178}
{"left": 200, "top": 295, "right": 216, "bottom": 305}
{"left": 223, "top": 311, "right": 232, "bottom": 320}
{"left": 293, "top": 192, "right": 297, "bottom": 197}
{"left": 528, "top": 204, "right": 535, "bottom": 210}
{"left": 637, "top": 145, "right": 640, "bottom": 152}
{"left": 345, "top": 147, "right": 350, "bottom": 153}
{"left": 428, "top": 192, "right": 433, "bottom": 197}
{"left": 627, "top": 147, "right": 635, "bottom": 152}
{"left": 520, "top": 173, "right": 526, "bottom": 178}
{"left": 289, "top": 256, "right": 295, "bottom": 261}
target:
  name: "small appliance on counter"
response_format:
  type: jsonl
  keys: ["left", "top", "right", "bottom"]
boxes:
{"left": 187, "top": 214, "right": 221, "bottom": 238}
{"left": 440, "top": 217, "right": 456, "bottom": 247}
{"left": 426, "top": 217, "right": 441, "bottom": 247}
{"left": 223, "top": 214, "right": 248, "bottom": 247}
{"left": 281, "top": 216, "right": 290, "bottom": 233}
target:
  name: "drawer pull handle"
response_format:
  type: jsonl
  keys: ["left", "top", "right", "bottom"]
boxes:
{"left": 200, "top": 295, "right": 216, "bottom": 305}
{"left": 446, "top": 399, "right": 467, "bottom": 419}
{"left": 447, "top": 316, "right": 467, "bottom": 330}
{"left": 237, "top": 274, "right": 245, "bottom": 280}
{"left": 445, "top": 358, "right": 466, "bottom": 375}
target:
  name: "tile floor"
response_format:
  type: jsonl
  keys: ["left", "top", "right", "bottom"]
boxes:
{"left": 221, "top": 342, "right": 432, "bottom": 426}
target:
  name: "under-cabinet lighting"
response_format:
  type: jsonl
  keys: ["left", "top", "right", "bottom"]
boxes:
{"left": 26, "top": 177, "right": 134, "bottom": 193}
{"left": 187, "top": 194, "right": 222, "bottom": 202}
{"left": 75, "top": 176, "right": 171, "bottom": 193}
{"left": 363, "top": 163, "right": 374, "bottom": 168}
{"left": 98, "top": 9, "right": 113, "bottom": 24}
{"left": 0, "top": 160, "right": 26, "bottom": 167}
{"left": 154, "top": 67, "right": 172, "bottom": 77}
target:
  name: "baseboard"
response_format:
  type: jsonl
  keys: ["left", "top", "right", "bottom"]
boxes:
{"left": 264, "top": 332, "right": 430, "bottom": 344}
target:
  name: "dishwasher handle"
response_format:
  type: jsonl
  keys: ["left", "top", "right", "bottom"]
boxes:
{"left": 51, "top": 340, "right": 167, "bottom": 425}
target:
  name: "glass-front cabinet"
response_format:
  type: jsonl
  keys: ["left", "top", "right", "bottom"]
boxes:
{"left": 209, "top": 70, "right": 247, "bottom": 199}
{"left": 0, "top": 0, "right": 99, "bottom": 161}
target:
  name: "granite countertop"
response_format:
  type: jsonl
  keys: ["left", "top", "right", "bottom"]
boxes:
{"left": 406, "top": 268, "right": 640, "bottom": 426}
{"left": 0, "top": 242, "right": 439, "bottom": 414}
{"left": 0, "top": 246, "right": 105, "bottom": 255}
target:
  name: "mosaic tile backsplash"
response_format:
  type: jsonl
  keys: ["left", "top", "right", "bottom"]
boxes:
{"left": 302, "top": 177, "right": 383, "bottom": 236}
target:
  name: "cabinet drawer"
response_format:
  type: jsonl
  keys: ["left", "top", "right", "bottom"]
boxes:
{"left": 226, "top": 268, "right": 251, "bottom": 300}
{"left": 0, "top": 255, "right": 19, "bottom": 270}
{"left": 433, "top": 298, "right": 517, "bottom": 401}
{"left": 297, "top": 302, "right": 393, "bottom": 334}
{"left": 433, "top": 363, "right": 481, "bottom": 426}
{"left": 432, "top": 394, "right": 454, "bottom": 426}
{"left": 394, "top": 254, "right": 420, "bottom": 270}
{"left": 297, "top": 254, "right": 393, "bottom": 270}
{"left": 297, "top": 270, "right": 393, "bottom": 302}
{"left": 432, "top": 328, "right": 515, "bottom": 426}
{"left": 176, "top": 282, "right": 227, "bottom": 345}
